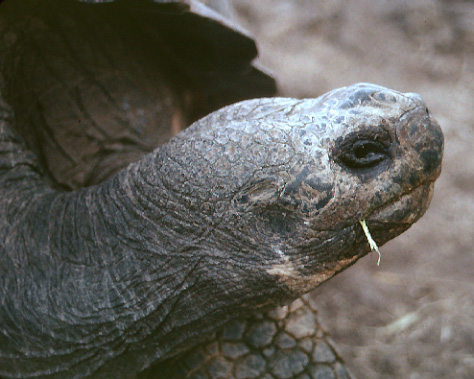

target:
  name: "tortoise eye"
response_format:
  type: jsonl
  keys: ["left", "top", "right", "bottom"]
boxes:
{"left": 342, "top": 140, "right": 389, "bottom": 169}
{"left": 336, "top": 131, "right": 392, "bottom": 170}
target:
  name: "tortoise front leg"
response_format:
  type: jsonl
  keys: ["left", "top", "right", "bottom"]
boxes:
{"left": 143, "top": 294, "right": 353, "bottom": 379}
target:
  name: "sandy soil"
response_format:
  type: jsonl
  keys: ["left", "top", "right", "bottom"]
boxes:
{"left": 232, "top": 1, "right": 474, "bottom": 378}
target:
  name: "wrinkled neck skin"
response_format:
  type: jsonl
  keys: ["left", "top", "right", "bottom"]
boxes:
{"left": 0, "top": 82, "right": 443, "bottom": 378}
{"left": 0, "top": 104, "right": 302, "bottom": 377}
{"left": 0, "top": 123, "right": 287, "bottom": 377}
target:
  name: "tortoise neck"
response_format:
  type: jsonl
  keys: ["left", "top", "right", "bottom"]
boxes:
{"left": 0, "top": 116, "right": 288, "bottom": 376}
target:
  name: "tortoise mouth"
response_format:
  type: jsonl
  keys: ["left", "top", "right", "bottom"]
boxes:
{"left": 357, "top": 181, "right": 435, "bottom": 247}
{"left": 368, "top": 181, "right": 434, "bottom": 225}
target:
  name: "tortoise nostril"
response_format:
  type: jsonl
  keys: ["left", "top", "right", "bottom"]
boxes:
{"left": 418, "top": 122, "right": 444, "bottom": 178}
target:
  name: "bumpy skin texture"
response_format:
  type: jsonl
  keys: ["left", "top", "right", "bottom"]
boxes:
{"left": 146, "top": 295, "right": 352, "bottom": 379}
{"left": 0, "top": 82, "right": 443, "bottom": 378}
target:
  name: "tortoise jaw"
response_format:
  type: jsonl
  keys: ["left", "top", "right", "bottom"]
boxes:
{"left": 282, "top": 180, "right": 434, "bottom": 288}
{"left": 368, "top": 181, "right": 435, "bottom": 226}
{"left": 358, "top": 181, "right": 435, "bottom": 250}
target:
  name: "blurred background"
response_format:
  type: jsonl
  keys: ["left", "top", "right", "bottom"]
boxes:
{"left": 225, "top": 0, "right": 474, "bottom": 377}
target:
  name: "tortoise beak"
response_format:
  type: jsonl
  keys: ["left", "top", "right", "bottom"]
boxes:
{"left": 398, "top": 105, "right": 444, "bottom": 186}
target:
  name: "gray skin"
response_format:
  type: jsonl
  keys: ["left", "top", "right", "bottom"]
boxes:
{"left": 0, "top": 84, "right": 443, "bottom": 378}
{"left": 144, "top": 87, "right": 443, "bottom": 379}
{"left": 0, "top": 1, "right": 443, "bottom": 378}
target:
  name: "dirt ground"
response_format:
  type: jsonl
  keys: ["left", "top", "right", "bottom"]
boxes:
{"left": 231, "top": 1, "right": 474, "bottom": 378}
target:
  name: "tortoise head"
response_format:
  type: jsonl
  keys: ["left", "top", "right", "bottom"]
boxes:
{"left": 150, "top": 83, "right": 443, "bottom": 294}
{"left": 0, "top": 81, "right": 443, "bottom": 377}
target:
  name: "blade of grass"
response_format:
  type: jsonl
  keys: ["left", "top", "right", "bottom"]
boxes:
{"left": 359, "top": 219, "right": 381, "bottom": 266}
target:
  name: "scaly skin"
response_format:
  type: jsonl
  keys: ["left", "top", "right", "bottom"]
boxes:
{"left": 0, "top": 82, "right": 442, "bottom": 377}
{"left": 146, "top": 295, "right": 352, "bottom": 379}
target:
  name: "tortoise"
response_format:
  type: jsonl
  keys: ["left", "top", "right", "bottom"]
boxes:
{"left": 0, "top": 0, "right": 444, "bottom": 378}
